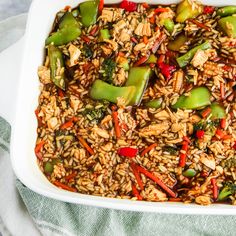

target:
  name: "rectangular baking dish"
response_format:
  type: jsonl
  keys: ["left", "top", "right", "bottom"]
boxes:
{"left": 11, "top": 0, "right": 236, "bottom": 214}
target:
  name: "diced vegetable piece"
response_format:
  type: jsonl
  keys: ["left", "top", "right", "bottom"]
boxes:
{"left": 158, "top": 61, "right": 176, "bottom": 80}
{"left": 218, "top": 182, "right": 236, "bottom": 201}
{"left": 90, "top": 80, "right": 136, "bottom": 105}
{"left": 79, "top": 0, "right": 98, "bottom": 27}
{"left": 210, "top": 103, "right": 226, "bottom": 120}
{"left": 132, "top": 184, "right": 143, "bottom": 200}
{"left": 204, "top": 6, "right": 215, "bottom": 14}
{"left": 146, "top": 54, "right": 157, "bottom": 64}
{"left": 179, "top": 141, "right": 189, "bottom": 167}
{"left": 53, "top": 180, "right": 77, "bottom": 192}
{"left": 134, "top": 56, "right": 149, "bottom": 67}
{"left": 211, "top": 178, "right": 218, "bottom": 200}
{"left": 176, "top": 0, "right": 203, "bottom": 23}
{"left": 140, "top": 143, "right": 157, "bottom": 157}
{"left": 196, "top": 130, "right": 205, "bottom": 139}
{"left": 120, "top": 0, "right": 137, "bottom": 12}
{"left": 101, "top": 58, "right": 116, "bottom": 83}
{"left": 177, "top": 41, "right": 211, "bottom": 67}
{"left": 111, "top": 106, "right": 121, "bottom": 139}
{"left": 117, "top": 147, "right": 138, "bottom": 157}
{"left": 161, "top": 18, "right": 175, "bottom": 33}
{"left": 183, "top": 169, "right": 197, "bottom": 177}
{"left": 172, "top": 87, "right": 211, "bottom": 110}
{"left": 99, "top": 29, "right": 111, "bottom": 41}
{"left": 218, "top": 16, "right": 236, "bottom": 38}
{"left": 44, "top": 162, "right": 54, "bottom": 174}
{"left": 77, "top": 136, "right": 95, "bottom": 155}
{"left": 118, "top": 57, "right": 129, "bottom": 71}
{"left": 144, "top": 97, "right": 163, "bottom": 108}
{"left": 217, "top": 6, "right": 236, "bottom": 17}
{"left": 48, "top": 45, "right": 66, "bottom": 90}
{"left": 168, "top": 34, "right": 188, "bottom": 51}
{"left": 125, "top": 67, "right": 151, "bottom": 105}
{"left": 46, "top": 12, "right": 81, "bottom": 46}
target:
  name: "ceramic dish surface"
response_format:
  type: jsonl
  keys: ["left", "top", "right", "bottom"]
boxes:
{"left": 11, "top": 0, "right": 236, "bottom": 214}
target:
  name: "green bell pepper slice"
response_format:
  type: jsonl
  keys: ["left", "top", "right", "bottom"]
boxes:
{"left": 99, "top": 29, "right": 111, "bottom": 41}
{"left": 46, "top": 12, "right": 81, "bottom": 46}
{"left": 144, "top": 97, "right": 163, "bottom": 108}
{"left": 146, "top": 54, "right": 157, "bottom": 64}
{"left": 48, "top": 45, "right": 66, "bottom": 90}
{"left": 177, "top": 41, "right": 211, "bottom": 67}
{"left": 90, "top": 80, "right": 136, "bottom": 105}
{"left": 79, "top": 0, "right": 99, "bottom": 27}
{"left": 183, "top": 169, "right": 197, "bottom": 178}
{"left": 218, "top": 16, "right": 236, "bottom": 38}
{"left": 44, "top": 162, "right": 54, "bottom": 174}
{"left": 210, "top": 103, "right": 226, "bottom": 120}
{"left": 176, "top": 0, "right": 203, "bottom": 23}
{"left": 168, "top": 34, "right": 188, "bottom": 51}
{"left": 161, "top": 18, "right": 175, "bottom": 33}
{"left": 172, "top": 87, "right": 211, "bottom": 110}
{"left": 217, "top": 6, "right": 236, "bottom": 17}
{"left": 125, "top": 67, "right": 151, "bottom": 106}
{"left": 90, "top": 67, "right": 151, "bottom": 106}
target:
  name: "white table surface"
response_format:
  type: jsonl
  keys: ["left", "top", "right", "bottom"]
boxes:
{"left": 0, "top": 0, "right": 32, "bottom": 21}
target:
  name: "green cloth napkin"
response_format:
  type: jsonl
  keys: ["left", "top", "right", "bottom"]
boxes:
{"left": 0, "top": 116, "right": 236, "bottom": 236}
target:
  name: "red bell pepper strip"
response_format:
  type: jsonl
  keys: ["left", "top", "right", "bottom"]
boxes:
{"left": 112, "top": 106, "right": 121, "bottom": 139}
{"left": 35, "top": 140, "right": 45, "bottom": 154}
{"left": 201, "top": 107, "right": 212, "bottom": 118}
{"left": 179, "top": 141, "right": 188, "bottom": 167}
{"left": 189, "top": 19, "right": 211, "bottom": 31}
{"left": 77, "top": 136, "right": 95, "bottom": 155}
{"left": 60, "top": 120, "right": 74, "bottom": 130}
{"left": 211, "top": 178, "right": 218, "bottom": 200}
{"left": 132, "top": 184, "right": 143, "bottom": 200}
{"left": 134, "top": 56, "right": 149, "bottom": 67}
{"left": 98, "top": 0, "right": 104, "bottom": 13}
{"left": 65, "top": 172, "right": 77, "bottom": 181}
{"left": 120, "top": 0, "right": 137, "bottom": 12}
{"left": 140, "top": 143, "right": 157, "bottom": 157}
{"left": 136, "top": 165, "right": 177, "bottom": 198}
{"left": 204, "top": 6, "right": 215, "bottom": 14}
{"left": 220, "top": 118, "right": 226, "bottom": 129}
{"left": 233, "top": 141, "right": 236, "bottom": 150}
{"left": 158, "top": 61, "right": 176, "bottom": 80}
{"left": 131, "top": 37, "right": 138, "bottom": 44}
{"left": 196, "top": 130, "right": 205, "bottom": 139}
{"left": 220, "top": 82, "right": 225, "bottom": 100}
{"left": 81, "top": 35, "right": 91, "bottom": 43}
{"left": 58, "top": 88, "right": 65, "bottom": 98}
{"left": 154, "top": 8, "right": 169, "bottom": 14}
{"left": 142, "top": 3, "right": 149, "bottom": 9}
{"left": 215, "top": 129, "right": 225, "bottom": 139}
{"left": 53, "top": 180, "right": 77, "bottom": 192}
{"left": 90, "top": 25, "right": 99, "bottom": 36}
{"left": 183, "top": 136, "right": 191, "bottom": 144}
{"left": 130, "top": 162, "right": 144, "bottom": 190}
{"left": 117, "top": 147, "right": 138, "bottom": 158}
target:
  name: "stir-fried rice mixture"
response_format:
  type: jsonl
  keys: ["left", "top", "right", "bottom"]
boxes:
{"left": 35, "top": 0, "right": 236, "bottom": 205}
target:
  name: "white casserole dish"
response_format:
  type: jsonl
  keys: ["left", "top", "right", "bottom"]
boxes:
{"left": 11, "top": 0, "right": 236, "bottom": 214}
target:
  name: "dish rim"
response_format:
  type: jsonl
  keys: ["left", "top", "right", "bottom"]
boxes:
{"left": 10, "top": 0, "right": 236, "bottom": 215}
